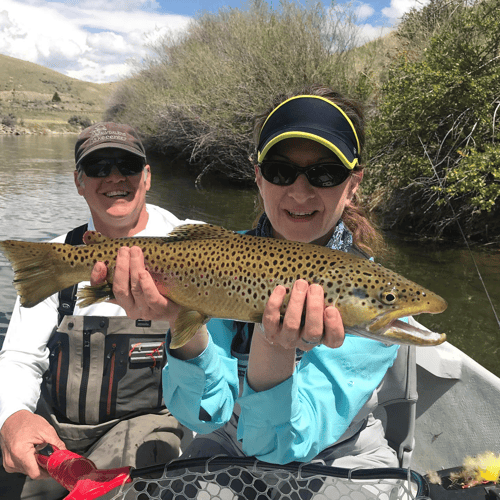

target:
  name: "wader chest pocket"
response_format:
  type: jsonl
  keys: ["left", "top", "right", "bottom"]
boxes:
{"left": 129, "top": 341, "right": 165, "bottom": 365}
{"left": 45, "top": 315, "right": 169, "bottom": 425}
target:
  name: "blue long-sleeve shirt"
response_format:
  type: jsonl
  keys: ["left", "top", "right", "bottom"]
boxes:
{"left": 163, "top": 318, "right": 398, "bottom": 464}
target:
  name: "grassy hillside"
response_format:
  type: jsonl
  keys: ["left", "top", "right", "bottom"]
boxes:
{"left": 0, "top": 54, "right": 115, "bottom": 133}
{"left": 0, "top": 28, "right": 398, "bottom": 136}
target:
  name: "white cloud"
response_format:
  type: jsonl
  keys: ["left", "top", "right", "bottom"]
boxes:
{"left": 65, "top": 0, "right": 162, "bottom": 11}
{"left": 382, "top": 0, "right": 429, "bottom": 24}
{"left": 0, "top": 11, "right": 24, "bottom": 60}
{"left": 66, "top": 59, "right": 134, "bottom": 82}
{"left": 324, "top": 2, "right": 393, "bottom": 50}
{"left": 357, "top": 23, "right": 393, "bottom": 43}
{"left": 330, "top": 0, "right": 430, "bottom": 41}
{"left": 0, "top": 0, "right": 431, "bottom": 83}
{"left": 87, "top": 32, "right": 130, "bottom": 55}
{"left": 0, "top": 0, "right": 192, "bottom": 83}
{"left": 356, "top": 3, "right": 375, "bottom": 21}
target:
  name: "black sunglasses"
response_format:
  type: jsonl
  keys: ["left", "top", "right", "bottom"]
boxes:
{"left": 80, "top": 157, "right": 145, "bottom": 178}
{"left": 259, "top": 160, "right": 351, "bottom": 188}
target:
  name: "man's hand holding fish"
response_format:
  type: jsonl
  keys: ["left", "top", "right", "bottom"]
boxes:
{"left": 92, "top": 245, "right": 212, "bottom": 361}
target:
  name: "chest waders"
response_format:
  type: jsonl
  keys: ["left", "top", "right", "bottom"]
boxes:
{"left": 39, "top": 225, "right": 182, "bottom": 468}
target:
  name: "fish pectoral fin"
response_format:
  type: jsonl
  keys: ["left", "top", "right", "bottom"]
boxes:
{"left": 161, "top": 224, "right": 235, "bottom": 243}
{"left": 170, "top": 309, "right": 209, "bottom": 349}
{"left": 77, "top": 283, "right": 115, "bottom": 307}
{"left": 249, "top": 312, "right": 263, "bottom": 323}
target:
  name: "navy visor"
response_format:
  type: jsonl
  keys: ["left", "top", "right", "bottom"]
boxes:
{"left": 257, "top": 95, "right": 360, "bottom": 170}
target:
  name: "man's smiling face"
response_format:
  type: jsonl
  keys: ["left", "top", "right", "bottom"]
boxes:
{"left": 74, "top": 148, "right": 151, "bottom": 236}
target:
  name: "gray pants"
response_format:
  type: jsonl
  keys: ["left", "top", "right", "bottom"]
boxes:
{"left": 181, "top": 413, "right": 397, "bottom": 469}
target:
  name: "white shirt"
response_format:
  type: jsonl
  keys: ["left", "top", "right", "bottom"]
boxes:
{"left": 0, "top": 204, "right": 201, "bottom": 429}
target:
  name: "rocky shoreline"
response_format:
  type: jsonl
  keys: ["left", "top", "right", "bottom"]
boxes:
{"left": 0, "top": 123, "right": 78, "bottom": 135}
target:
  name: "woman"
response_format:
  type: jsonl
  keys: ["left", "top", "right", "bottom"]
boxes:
{"left": 96, "top": 85, "right": 400, "bottom": 468}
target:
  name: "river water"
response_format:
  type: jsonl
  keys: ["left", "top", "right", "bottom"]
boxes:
{"left": 1, "top": 134, "right": 499, "bottom": 377}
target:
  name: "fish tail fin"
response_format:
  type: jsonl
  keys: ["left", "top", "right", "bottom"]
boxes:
{"left": 170, "top": 309, "right": 209, "bottom": 349}
{"left": 0, "top": 240, "right": 89, "bottom": 308}
{"left": 77, "top": 283, "right": 115, "bottom": 308}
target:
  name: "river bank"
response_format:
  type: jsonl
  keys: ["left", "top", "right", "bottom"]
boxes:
{"left": 0, "top": 123, "right": 80, "bottom": 135}
{"left": 3, "top": 120, "right": 499, "bottom": 248}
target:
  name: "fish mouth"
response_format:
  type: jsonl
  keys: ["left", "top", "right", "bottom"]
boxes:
{"left": 364, "top": 294, "right": 447, "bottom": 345}
{"left": 360, "top": 318, "right": 446, "bottom": 346}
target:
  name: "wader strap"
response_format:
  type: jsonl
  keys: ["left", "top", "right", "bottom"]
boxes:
{"left": 57, "top": 223, "right": 88, "bottom": 325}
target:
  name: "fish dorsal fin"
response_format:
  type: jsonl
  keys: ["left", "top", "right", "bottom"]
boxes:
{"left": 162, "top": 224, "right": 236, "bottom": 242}
{"left": 82, "top": 224, "right": 234, "bottom": 246}
{"left": 83, "top": 231, "right": 111, "bottom": 245}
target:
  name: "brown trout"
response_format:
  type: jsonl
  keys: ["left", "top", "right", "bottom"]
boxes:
{"left": 0, "top": 224, "right": 447, "bottom": 348}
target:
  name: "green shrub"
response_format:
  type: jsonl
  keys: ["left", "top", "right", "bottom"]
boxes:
{"left": 366, "top": 0, "right": 500, "bottom": 241}
{"left": 68, "top": 115, "right": 92, "bottom": 128}
{"left": 105, "top": 0, "right": 377, "bottom": 184}
{"left": 1, "top": 113, "right": 16, "bottom": 128}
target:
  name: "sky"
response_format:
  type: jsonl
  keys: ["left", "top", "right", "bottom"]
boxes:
{"left": 0, "top": 0, "right": 428, "bottom": 84}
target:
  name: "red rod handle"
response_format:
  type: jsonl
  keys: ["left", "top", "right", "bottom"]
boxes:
{"left": 36, "top": 444, "right": 132, "bottom": 500}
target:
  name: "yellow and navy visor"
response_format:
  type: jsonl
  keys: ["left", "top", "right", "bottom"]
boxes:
{"left": 257, "top": 95, "right": 360, "bottom": 170}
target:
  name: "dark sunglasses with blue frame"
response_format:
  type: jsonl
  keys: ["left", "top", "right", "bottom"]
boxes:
{"left": 259, "top": 160, "right": 351, "bottom": 188}
{"left": 80, "top": 157, "right": 146, "bottom": 178}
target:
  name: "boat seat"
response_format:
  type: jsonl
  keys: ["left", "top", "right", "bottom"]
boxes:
{"left": 374, "top": 342, "right": 417, "bottom": 469}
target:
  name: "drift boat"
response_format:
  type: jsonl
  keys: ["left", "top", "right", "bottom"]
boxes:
{"left": 1, "top": 322, "right": 499, "bottom": 499}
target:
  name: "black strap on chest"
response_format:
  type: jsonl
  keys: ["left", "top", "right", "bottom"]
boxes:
{"left": 57, "top": 223, "right": 88, "bottom": 325}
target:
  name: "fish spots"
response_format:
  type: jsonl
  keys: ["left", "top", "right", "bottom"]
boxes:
{"left": 352, "top": 288, "right": 368, "bottom": 299}
{"left": 104, "top": 229, "right": 444, "bottom": 328}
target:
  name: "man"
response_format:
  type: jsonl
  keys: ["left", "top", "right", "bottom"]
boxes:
{"left": 0, "top": 122, "right": 198, "bottom": 499}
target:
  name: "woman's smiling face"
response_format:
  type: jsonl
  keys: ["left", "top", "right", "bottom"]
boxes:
{"left": 255, "top": 138, "right": 362, "bottom": 246}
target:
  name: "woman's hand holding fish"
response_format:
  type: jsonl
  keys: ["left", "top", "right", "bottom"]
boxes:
{"left": 247, "top": 280, "right": 344, "bottom": 392}
{"left": 260, "top": 280, "right": 344, "bottom": 351}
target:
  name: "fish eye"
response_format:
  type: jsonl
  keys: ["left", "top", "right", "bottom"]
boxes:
{"left": 381, "top": 289, "right": 398, "bottom": 305}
